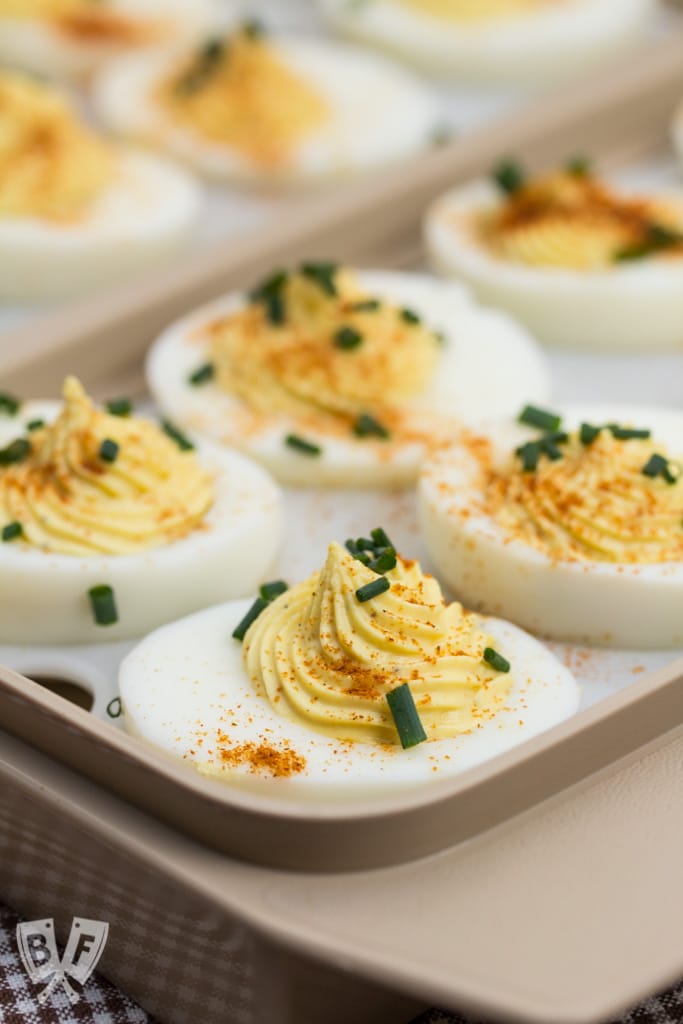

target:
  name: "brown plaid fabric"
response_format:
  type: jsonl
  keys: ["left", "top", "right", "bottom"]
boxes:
{"left": 1, "top": 901, "right": 681, "bottom": 1023}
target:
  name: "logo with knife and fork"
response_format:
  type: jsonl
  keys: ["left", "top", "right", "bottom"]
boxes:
{"left": 16, "top": 917, "right": 109, "bottom": 1004}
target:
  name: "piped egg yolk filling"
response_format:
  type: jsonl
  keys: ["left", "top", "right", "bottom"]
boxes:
{"left": 161, "top": 27, "right": 330, "bottom": 166}
{"left": 0, "top": 377, "right": 215, "bottom": 556}
{"left": 206, "top": 265, "right": 441, "bottom": 440}
{"left": 481, "top": 169, "right": 683, "bottom": 270}
{"left": 487, "top": 428, "right": 683, "bottom": 564}
{"left": 244, "top": 541, "right": 513, "bottom": 746}
{"left": 394, "top": 0, "right": 548, "bottom": 22}
{"left": 0, "top": 0, "right": 157, "bottom": 44}
{"left": 0, "top": 72, "right": 113, "bottom": 221}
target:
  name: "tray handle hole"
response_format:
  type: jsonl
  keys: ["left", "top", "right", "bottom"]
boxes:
{"left": 28, "top": 674, "right": 94, "bottom": 712}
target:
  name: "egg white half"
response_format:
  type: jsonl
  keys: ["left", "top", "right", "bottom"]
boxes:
{"left": 317, "top": 0, "right": 653, "bottom": 84}
{"left": 119, "top": 598, "right": 579, "bottom": 797}
{"left": 0, "top": 401, "right": 282, "bottom": 645}
{"left": 426, "top": 179, "right": 683, "bottom": 351}
{"left": 92, "top": 36, "right": 440, "bottom": 184}
{"left": 419, "top": 404, "right": 683, "bottom": 649}
{"left": 0, "top": 149, "right": 201, "bottom": 302}
{"left": 0, "top": 0, "right": 220, "bottom": 80}
{"left": 146, "top": 270, "right": 551, "bottom": 488}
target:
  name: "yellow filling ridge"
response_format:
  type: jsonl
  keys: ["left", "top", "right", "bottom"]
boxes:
{"left": 0, "top": 0, "right": 153, "bottom": 44}
{"left": 0, "top": 71, "right": 113, "bottom": 222}
{"left": 488, "top": 430, "right": 683, "bottom": 564}
{"left": 244, "top": 541, "right": 512, "bottom": 746}
{"left": 0, "top": 377, "right": 215, "bottom": 556}
{"left": 393, "top": 0, "right": 548, "bottom": 23}
{"left": 482, "top": 169, "right": 683, "bottom": 270}
{"left": 162, "top": 26, "right": 329, "bottom": 167}
{"left": 207, "top": 266, "right": 440, "bottom": 438}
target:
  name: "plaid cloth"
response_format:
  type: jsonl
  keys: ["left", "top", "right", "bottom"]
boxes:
{"left": 1, "top": 901, "right": 681, "bottom": 1023}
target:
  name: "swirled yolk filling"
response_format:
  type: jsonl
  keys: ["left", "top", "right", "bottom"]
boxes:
{"left": 206, "top": 265, "right": 441, "bottom": 440}
{"left": 0, "top": 377, "right": 215, "bottom": 556}
{"left": 243, "top": 541, "right": 513, "bottom": 746}
{"left": 481, "top": 168, "right": 683, "bottom": 270}
{"left": 487, "top": 428, "right": 683, "bottom": 563}
{"left": 394, "top": 0, "right": 549, "bottom": 22}
{"left": 0, "top": 0, "right": 157, "bottom": 44}
{"left": 0, "top": 72, "right": 114, "bottom": 221}
{"left": 161, "top": 26, "right": 329, "bottom": 167}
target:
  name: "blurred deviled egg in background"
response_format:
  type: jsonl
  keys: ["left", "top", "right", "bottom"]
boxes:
{"left": 92, "top": 19, "right": 440, "bottom": 185}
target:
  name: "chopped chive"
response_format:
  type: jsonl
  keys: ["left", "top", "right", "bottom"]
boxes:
{"left": 250, "top": 269, "right": 288, "bottom": 325}
{"left": 0, "top": 438, "right": 31, "bottom": 466}
{"left": 334, "top": 326, "right": 363, "bottom": 350}
{"left": 2, "top": 522, "right": 22, "bottom": 542}
{"left": 106, "top": 397, "right": 132, "bottom": 417}
{"left": 232, "top": 597, "right": 268, "bottom": 642}
{"left": 371, "top": 526, "right": 394, "bottom": 550}
{"left": 642, "top": 453, "right": 679, "bottom": 484}
{"left": 516, "top": 441, "right": 541, "bottom": 473}
{"left": 188, "top": 362, "right": 215, "bottom": 386}
{"left": 242, "top": 17, "right": 266, "bottom": 39}
{"left": 483, "top": 647, "right": 511, "bottom": 673}
{"left": 663, "top": 462, "right": 681, "bottom": 484}
{"left": 350, "top": 299, "right": 380, "bottom": 313}
{"left": 0, "top": 393, "right": 20, "bottom": 416}
{"left": 580, "top": 422, "right": 601, "bottom": 446}
{"left": 162, "top": 420, "right": 194, "bottom": 451}
{"left": 613, "top": 221, "right": 683, "bottom": 262}
{"left": 355, "top": 576, "right": 390, "bottom": 603}
{"left": 176, "top": 36, "right": 225, "bottom": 94}
{"left": 88, "top": 585, "right": 118, "bottom": 627}
{"left": 285, "top": 434, "right": 322, "bottom": 457}
{"left": 566, "top": 155, "right": 591, "bottom": 177}
{"left": 608, "top": 424, "right": 651, "bottom": 441}
{"left": 518, "top": 405, "right": 562, "bottom": 432}
{"left": 369, "top": 548, "right": 396, "bottom": 574}
{"left": 353, "top": 413, "right": 390, "bottom": 440}
{"left": 26, "top": 419, "right": 45, "bottom": 432}
{"left": 356, "top": 537, "right": 375, "bottom": 551}
{"left": 493, "top": 159, "right": 525, "bottom": 196}
{"left": 541, "top": 440, "right": 563, "bottom": 462}
{"left": 259, "top": 580, "right": 288, "bottom": 602}
{"left": 400, "top": 308, "right": 421, "bottom": 326}
{"left": 300, "top": 262, "right": 338, "bottom": 297}
{"left": 386, "top": 683, "right": 427, "bottom": 750}
{"left": 99, "top": 439, "right": 119, "bottom": 464}
{"left": 106, "top": 697, "right": 123, "bottom": 719}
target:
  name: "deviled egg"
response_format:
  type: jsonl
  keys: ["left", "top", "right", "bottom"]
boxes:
{"left": 146, "top": 263, "right": 550, "bottom": 487}
{"left": 0, "top": 0, "right": 218, "bottom": 80}
{"left": 419, "top": 403, "right": 683, "bottom": 648}
{"left": 119, "top": 534, "right": 579, "bottom": 792}
{"left": 317, "top": 0, "right": 653, "bottom": 84}
{"left": 0, "top": 378, "right": 281, "bottom": 645}
{"left": 0, "top": 71, "right": 201, "bottom": 301}
{"left": 92, "top": 20, "right": 440, "bottom": 185}
{"left": 426, "top": 159, "right": 683, "bottom": 350}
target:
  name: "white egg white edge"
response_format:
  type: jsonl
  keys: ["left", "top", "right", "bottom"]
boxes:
{"left": 425, "top": 179, "right": 683, "bottom": 351}
{"left": 316, "top": 0, "right": 653, "bottom": 84}
{"left": 0, "top": 0, "right": 222, "bottom": 79}
{"left": 419, "top": 403, "right": 683, "bottom": 650}
{"left": 0, "top": 148, "right": 202, "bottom": 302}
{"left": 145, "top": 269, "right": 551, "bottom": 488}
{"left": 0, "top": 401, "right": 283, "bottom": 646}
{"left": 92, "top": 35, "right": 441, "bottom": 184}
{"left": 118, "top": 595, "right": 580, "bottom": 799}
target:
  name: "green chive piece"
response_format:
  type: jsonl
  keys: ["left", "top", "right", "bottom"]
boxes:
{"left": 334, "top": 326, "right": 363, "bottom": 350}
{"left": 542, "top": 440, "right": 563, "bottom": 462}
{"left": 106, "top": 697, "right": 123, "bottom": 719}
{"left": 483, "top": 647, "right": 511, "bottom": 673}
{"left": 350, "top": 299, "right": 380, "bottom": 313}
{"left": 250, "top": 269, "right": 288, "bottom": 325}
{"left": 242, "top": 17, "right": 266, "bottom": 39}
{"left": 608, "top": 424, "right": 651, "bottom": 441}
{"left": 357, "top": 537, "right": 375, "bottom": 551}
{"left": 518, "top": 405, "right": 562, "bottom": 432}
{"left": 88, "top": 585, "right": 118, "bottom": 627}
{"left": 516, "top": 441, "right": 540, "bottom": 473}
{"left": 400, "top": 308, "right": 421, "bottom": 325}
{"left": 0, "top": 438, "right": 31, "bottom": 466}
{"left": 642, "top": 453, "right": 679, "bottom": 484}
{"left": 162, "top": 420, "right": 194, "bottom": 451}
{"left": 493, "top": 159, "right": 525, "bottom": 196}
{"left": 2, "top": 522, "right": 22, "bottom": 542}
{"left": 580, "top": 422, "right": 601, "bottom": 445}
{"left": 188, "top": 362, "right": 215, "bottom": 386}
{"left": 259, "top": 580, "right": 288, "bottom": 602}
{"left": 106, "top": 397, "right": 132, "bottom": 417}
{"left": 99, "top": 438, "right": 119, "bottom": 464}
{"left": 0, "top": 393, "right": 20, "bottom": 417}
{"left": 663, "top": 463, "right": 681, "bottom": 485}
{"left": 371, "top": 526, "right": 394, "bottom": 550}
{"left": 285, "top": 434, "right": 322, "bottom": 457}
{"left": 232, "top": 597, "right": 268, "bottom": 642}
{"left": 355, "top": 576, "right": 391, "bottom": 603}
{"left": 566, "top": 155, "right": 591, "bottom": 177}
{"left": 369, "top": 548, "right": 397, "bottom": 574}
{"left": 613, "top": 221, "right": 683, "bottom": 262}
{"left": 353, "top": 413, "right": 390, "bottom": 440}
{"left": 386, "top": 683, "right": 427, "bottom": 750}
{"left": 300, "top": 262, "right": 338, "bottom": 297}
{"left": 176, "top": 36, "right": 225, "bottom": 94}
{"left": 26, "top": 419, "right": 45, "bottom": 432}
